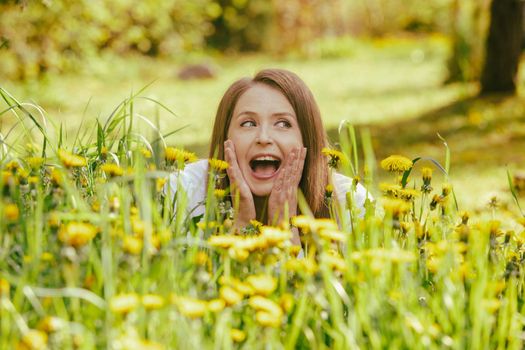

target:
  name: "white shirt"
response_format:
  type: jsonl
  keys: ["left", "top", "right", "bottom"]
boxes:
{"left": 167, "top": 159, "right": 370, "bottom": 221}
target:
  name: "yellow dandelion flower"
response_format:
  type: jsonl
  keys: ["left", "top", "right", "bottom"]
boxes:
{"left": 141, "top": 147, "right": 152, "bottom": 159}
{"left": 382, "top": 198, "right": 411, "bottom": 217}
{"left": 260, "top": 226, "right": 291, "bottom": 245}
{"left": 442, "top": 183, "right": 452, "bottom": 196}
{"left": 207, "top": 298, "right": 226, "bottom": 312}
{"left": 0, "top": 278, "right": 9, "bottom": 297}
{"left": 20, "top": 329, "right": 48, "bottom": 350}
{"left": 58, "top": 149, "right": 87, "bottom": 168}
{"left": 50, "top": 168, "right": 63, "bottom": 186}
{"left": 175, "top": 296, "right": 208, "bottom": 318}
{"left": 194, "top": 251, "right": 209, "bottom": 266}
{"left": 280, "top": 293, "right": 295, "bottom": 313}
{"left": 318, "top": 228, "right": 347, "bottom": 243}
{"left": 233, "top": 236, "right": 268, "bottom": 252}
{"left": 247, "top": 274, "right": 277, "bottom": 296}
{"left": 110, "top": 293, "right": 140, "bottom": 314}
{"left": 4, "top": 203, "right": 19, "bottom": 221}
{"left": 123, "top": 236, "right": 143, "bottom": 255}
{"left": 208, "top": 158, "right": 229, "bottom": 171}
{"left": 230, "top": 329, "right": 246, "bottom": 342}
{"left": 40, "top": 252, "right": 54, "bottom": 262}
{"left": 421, "top": 167, "right": 432, "bottom": 184}
{"left": 229, "top": 279, "right": 254, "bottom": 296}
{"left": 220, "top": 286, "right": 243, "bottom": 305}
{"left": 47, "top": 211, "right": 60, "bottom": 228}
{"left": 291, "top": 216, "right": 337, "bottom": 233}
{"left": 165, "top": 147, "right": 197, "bottom": 163}
{"left": 101, "top": 163, "right": 124, "bottom": 177}
{"left": 28, "top": 176, "right": 39, "bottom": 185}
{"left": 208, "top": 234, "right": 241, "bottom": 249}
{"left": 322, "top": 148, "right": 346, "bottom": 168}
{"left": 142, "top": 294, "right": 165, "bottom": 310}
{"left": 156, "top": 178, "right": 167, "bottom": 192}
{"left": 197, "top": 221, "right": 218, "bottom": 231}
{"left": 26, "top": 157, "right": 45, "bottom": 169}
{"left": 37, "top": 316, "right": 65, "bottom": 333}
{"left": 321, "top": 252, "right": 348, "bottom": 272}
{"left": 256, "top": 311, "right": 281, "bottom": 328}
{"left": 6, "top": 160, "right": 20, "bottom": 172}
{"left": 325, "top": 183, "right": 334, "bottom": 198}
{"left": 380, "top": 155, "right": 413, "bottom": 173}
{"left": 249, "top": 296, "right": 283, "bottom": 318}
{"left": 139, "top": 340, "right": 165, "bottom": 350}
{"left": 482, "top": 298, "right": 501, "bottom": 314}
{"left": 213, "top": 189, "right": 227, "bottom": 199}
{"left": 58, "top": 222, "right": 98, "bottom": 248}
{"left": 229, "top": 247, "right": 249, "bottom": 261}
{"left": 289, "top": 245, "right": 301, "bottom": 257}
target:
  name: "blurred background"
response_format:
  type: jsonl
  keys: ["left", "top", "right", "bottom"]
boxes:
{"left": 1, "top": 0, "right": 524, "bottom": 210}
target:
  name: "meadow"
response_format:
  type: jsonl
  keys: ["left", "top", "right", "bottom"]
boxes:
{"left": 1, "top": 35, "right": 525, "bottom": 349}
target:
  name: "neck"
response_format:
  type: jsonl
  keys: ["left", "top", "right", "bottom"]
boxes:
{"left": 253, "top": 195, "right": 268, "bottom": 223}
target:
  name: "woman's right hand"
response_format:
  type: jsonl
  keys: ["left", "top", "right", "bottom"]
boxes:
{"left": 224, "top": 140, "right": 256, "bottom": 229}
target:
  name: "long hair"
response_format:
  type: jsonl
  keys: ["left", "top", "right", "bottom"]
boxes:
{"left": 209, "top": 68, "right": 330, "bottom": 218}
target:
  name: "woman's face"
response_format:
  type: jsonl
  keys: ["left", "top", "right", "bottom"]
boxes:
{"left": 227, "top": 84, "right": 304, "bottom": 196}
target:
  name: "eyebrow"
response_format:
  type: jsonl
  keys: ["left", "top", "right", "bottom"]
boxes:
{"left": 235, "top": 110, "right": 296, "bottom": 119}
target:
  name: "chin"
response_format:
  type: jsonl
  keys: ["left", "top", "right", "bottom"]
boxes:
{"left": 249, "top": 183, "right": 273, "bottom": 197}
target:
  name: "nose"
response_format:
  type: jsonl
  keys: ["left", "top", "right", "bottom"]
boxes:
{"left": 255, "top": 125, "right": 273, "bottom": 145}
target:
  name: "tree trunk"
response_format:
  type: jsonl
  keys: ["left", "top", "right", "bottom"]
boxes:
{"left": 480, "top": 0, "right": 524, "bottom": 94}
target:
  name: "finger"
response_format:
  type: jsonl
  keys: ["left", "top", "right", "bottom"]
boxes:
{"left": 276, "top": 148, "right": 296, "bottom": 192}
{"left": 224, "top": 142, "right": 242, "bottom": 186}
{"left": 224, "top": 141, "right": 251, "bottom": 195}
{"left": 282, "top": 149, "right": 299, "bottom": 201}
{"left": 293, "top": 147, "right": 307, "bottom": 186}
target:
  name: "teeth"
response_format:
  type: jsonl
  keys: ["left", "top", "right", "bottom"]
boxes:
{"left": 253, "top": 156, "right": 279, "bottom": 161}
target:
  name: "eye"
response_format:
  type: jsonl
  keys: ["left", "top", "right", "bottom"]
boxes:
{"left": 240, "top": 120, "right": 256, "bottom": 127}
{"left": 275, "top": 120, "right": 292, "bottom": 128}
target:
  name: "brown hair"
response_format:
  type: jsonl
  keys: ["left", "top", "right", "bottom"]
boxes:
{"left": 209, "top": 68, "right": 330, "bottom": 218}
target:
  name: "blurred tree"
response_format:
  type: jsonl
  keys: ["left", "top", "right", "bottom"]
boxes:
{"left": 480, "top": 0, "right": 524, "bottom": 94}
{"left": 446, "top": 0, "right": 491, "bottom": 83}
{"left": 205, "top": 0, "right": 273, "bottom": 51}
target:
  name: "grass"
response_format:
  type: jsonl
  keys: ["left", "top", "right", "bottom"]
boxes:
{"left": 0, "top": 83, "right": 524, "bottom": 348}
{"left": 2, "top": 31, "right": 525, "bottom": 345}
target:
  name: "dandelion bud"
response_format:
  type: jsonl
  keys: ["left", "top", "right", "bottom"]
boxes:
{"left": 321, "top": 148, "right": 345, "bottom": 168}
{"left": 488, "top": 196, "right": 498, "bottom": 209}
{"left": 325, "top": 183, "right": 333, "bottom": 199}
{"left": 441, "top": 183, "right": 451, "bottom": 197}
{"left": 460, "top": 211, "right": 469, "bottom": 225}
{"left": 513, "top": 171, "right": 525, "bottom": 194}
{"left": 420, "top": 167, "right": 433, "bottom": 193}
{"left": 421, "top": 167, "right": 432, "bottom": 184}
{"left": 430, "top": 194, "right": 442, "bottom": 210}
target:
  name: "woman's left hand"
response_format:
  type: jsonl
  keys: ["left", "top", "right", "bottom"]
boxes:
{"left": 267, "top": 147, "right": 307, "bottom": 227}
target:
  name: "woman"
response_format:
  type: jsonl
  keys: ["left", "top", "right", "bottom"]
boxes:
{"left": 168, "top": 68, "right": 368, "bottom": 243}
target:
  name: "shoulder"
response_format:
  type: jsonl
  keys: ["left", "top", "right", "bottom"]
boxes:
{"left": 181, "top": 159, "right": 209, "bottom": 181}
{"left": 165, "top": 159, "right": 209, "bottom": 218}
{"left": 331, "top": 172, "right": 370, "bottom": 207}
{"left": 167, "top": 159, "right": 208, "bottom": 200}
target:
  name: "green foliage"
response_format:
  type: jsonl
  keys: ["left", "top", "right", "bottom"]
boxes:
{"left": 0, "top": 0, "right": 217, "bottom": 80}
{"left": 205, "top": 0, "right": 273, "bottom": 51}
{"left": 0, "top": 0, "right": 488, "bottom": 81}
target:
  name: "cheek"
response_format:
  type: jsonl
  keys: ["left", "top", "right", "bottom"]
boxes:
{"left": 281, "top": 132, "right": 304, "bottom": 150}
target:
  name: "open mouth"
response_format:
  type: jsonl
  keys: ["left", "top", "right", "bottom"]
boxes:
{"left": 249, "top": 155, "right": 281, "bottom": 178}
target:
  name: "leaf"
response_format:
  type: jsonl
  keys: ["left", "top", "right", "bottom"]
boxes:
{"left": 507, "top": 169, "right": 524, "bottom": 217}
